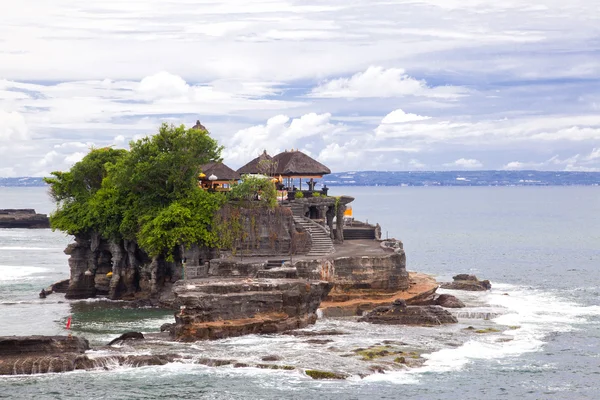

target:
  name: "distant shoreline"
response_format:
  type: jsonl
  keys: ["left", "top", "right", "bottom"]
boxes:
{"left": 3, "top": 171, "right": 600, "bottom": 187}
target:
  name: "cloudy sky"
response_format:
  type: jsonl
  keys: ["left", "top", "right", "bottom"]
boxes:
{"left": 1, "top": 0, "right": 600, "bottom": 176}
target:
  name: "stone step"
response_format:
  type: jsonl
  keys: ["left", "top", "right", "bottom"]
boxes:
{"left": 256, "top": 267, "right": 299, "bottom": 279}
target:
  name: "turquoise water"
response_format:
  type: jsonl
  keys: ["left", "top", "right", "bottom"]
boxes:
{"left": 1, "top": 186, "right": 599, "bottom": 399}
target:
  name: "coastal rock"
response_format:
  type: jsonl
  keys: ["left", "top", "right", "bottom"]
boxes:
{"left": 170, "top": 278, "right": 333, "bottom": 341}
{"left": 0, "top": 209, "right": 50, "bottom": 229}
{"left": 0, "top": 351, "right": 179, "bottom": 375}
{"left": 435, "top": 294, "right": 466, "bottom": 308}
{"left": 440, "top": 274, "right": 491, "bottom": 291}
{"left": 358, "top": 302, "right": 458, "bottom": 326}
{"left": 0, "top": 335, "right": 89, "bottom": 357}
{"left": 107, "top": 332, "right": 145, "bottom": 346}
{"left": 63, "top": 233, "right": 183, "bottom": 300}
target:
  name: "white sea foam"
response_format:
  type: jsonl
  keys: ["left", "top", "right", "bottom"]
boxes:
{"left": 373, "top": 282, "right": 600, "bottom": 383}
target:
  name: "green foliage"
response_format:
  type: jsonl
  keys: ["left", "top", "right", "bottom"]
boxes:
{"left": 45, "top": 123, "right": 225, "bottom": 260}
{"left": 44, "top": 147, "right": 127, "bottom": 235}
{"left": 294, "top": 190, "right": 304, "bottom": 198}
{"left": 229, "top": 175, "right": 277, "bottom": 208}
{"left": 312, "top": 192, "right": 321, "bottom": 198}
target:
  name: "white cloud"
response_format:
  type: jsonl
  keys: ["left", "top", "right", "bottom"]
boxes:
{"left": 445, "top": 158, "right": 483, "bottom": 169}
{"left": 0, "top": 110, "right": 28, "bottom": 141}
{"left": 1, "top": 1, "right": 600, "bottom": 176}
{"left": 310, "top": 66, "right": 468, "bottom": 99}
{"left": 381, "top": 109, "right": 431, "bottom": 124}
{"left": 0, "top": 167, "right": 16, "bottom": 177}
{"left": 64, "top": 152, "right": 86, "bottom": 165}
{"left": 137, "top": 71, "right": 190, "bottom": 100}
{"left": 224, "top": 112, "right": 343, "bottom": 167}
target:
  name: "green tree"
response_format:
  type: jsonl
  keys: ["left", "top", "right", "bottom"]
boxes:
{"left": 44, "top": 147, "right": 127, "bottom": 235}
{"left": 229, "top": 174, "right": 277, "bottom": 208}
{"left": 45, "top": 123, "right": 225, "bottom": 260}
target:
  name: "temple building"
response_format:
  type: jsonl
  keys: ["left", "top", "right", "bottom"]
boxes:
{"left": 198, "top": 162, "right": 241, "bottom": 191}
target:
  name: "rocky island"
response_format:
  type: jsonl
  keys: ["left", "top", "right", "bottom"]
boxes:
{"left": 0, "top": 209, "right": 50, "bottom": 229}
{"left": 1, "top": 121, "right": 492, "bottom": 377}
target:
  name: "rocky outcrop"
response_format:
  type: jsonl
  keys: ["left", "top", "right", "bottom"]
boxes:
{"left": 0, "top": 209, "right": 50, "bottom": 228}
{"left": 359, "top": 299, "right": 458, "bottom": 326}
{"left": 170, "top": 278, "right": 333, "bottom": 341}
{"left": 407, "top": 293, "right": 466, "bottom": 309}
{"left": 435, "top": 294, "right": 465, "bottom": 308}
{"left": 295, "top": 251, "right": 409, "bottom": 292}
{"left": 440, "top": 274, "right": 492, "bottom": 291}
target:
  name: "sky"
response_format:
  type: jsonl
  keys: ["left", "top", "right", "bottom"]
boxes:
{"left": 1, "top": 0, "right": 600, "bottom": 177}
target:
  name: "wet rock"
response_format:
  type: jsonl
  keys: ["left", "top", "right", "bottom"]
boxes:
{"left": 304, "top": 369, "right": 348, "bottom": 380}
{"left": 160, "top": 323, "right": 175, "bottom": 334}
{"left": 0, "top": 335, "right": 89, "bottom": 357}
{"left": 0, "top": 335, "right": 90, "bottom": 376}
{"left": 282, "top": 330, "right": 349, "bottom": 337}
{"left": 359, "top": 303, "right": 458, "bottom": 326}
{"left": 440, "top": 274, "right": 492, "bottom": 291}
{"left": 435, "top": 294, "right": 465, "bottom": 308}
{"left": 261, "top": 355, "right": 281, "bottom": 361}
{"left": 107, "top": 332, "right": 145, "bottom": 346}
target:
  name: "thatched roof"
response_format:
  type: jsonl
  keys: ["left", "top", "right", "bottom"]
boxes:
{"left": 199, "top": 162, "right": 241, "bottom": 181}
{"left": 236, "top": 150, "right": 273, "bottom": 175}
{"left": 271, "top": 150, "right": 331, "bottom": 177}
{"left": 192, "top": 120, "right": 207, "bottom": 131}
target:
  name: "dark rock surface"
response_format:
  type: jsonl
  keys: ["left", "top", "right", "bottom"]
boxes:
{"left": 0, "top": 209, "right": 50, "bottom": 229}
{"left": 359, "top": 300, "right": 458, "bottom": 326}
{"left": 107, "top": 332, "right": 145, "bottom": 346}
{"left": 440, "top": 274, "right": 492, "bottom": 291}
{"left": 170, "top": 278, "right": 333, "bottom": 341}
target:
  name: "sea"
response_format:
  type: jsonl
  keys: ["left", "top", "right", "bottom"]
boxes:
{"left": 0, "top": 186, "right": 599, "bottom": 399}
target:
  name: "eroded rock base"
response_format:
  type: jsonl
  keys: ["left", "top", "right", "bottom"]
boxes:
{"left": 171, "top": 278, "right": 333, "bottom": 341}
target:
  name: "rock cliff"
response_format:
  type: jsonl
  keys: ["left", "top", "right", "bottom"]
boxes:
{"left": 64, "top": 233, "right": 183, "bottom": 301}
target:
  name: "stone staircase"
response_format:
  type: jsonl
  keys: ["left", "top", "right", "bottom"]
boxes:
{"left": 292, "top": 215, "right": 335, "bottom": 257}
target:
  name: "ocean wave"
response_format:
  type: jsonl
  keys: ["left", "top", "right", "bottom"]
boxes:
{"left": 368, "top": 282, "right": 599, "bottom": 382}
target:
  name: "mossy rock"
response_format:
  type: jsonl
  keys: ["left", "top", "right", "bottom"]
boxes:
{"left": 394, "top": 356, "right": 406, "bottom": 364}
{"left": 353, "top": 345, "right": 399, "bottom": 361}
{"left": 305, "top": 369, "right": 348, "bottom": 380}
{"left": 474, "top": 328, "right": 501, "bottom": 334}
{"left": 508, "top": 325, "right": 521, "bottom": 330}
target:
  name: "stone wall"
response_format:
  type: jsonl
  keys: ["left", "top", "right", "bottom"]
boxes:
{"left": 215, "top": 205, "right": 305, "bottom": 256}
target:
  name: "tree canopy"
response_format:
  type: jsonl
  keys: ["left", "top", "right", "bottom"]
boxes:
{"left": 45, "top": 123, "right": 225, "bottom": 260}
